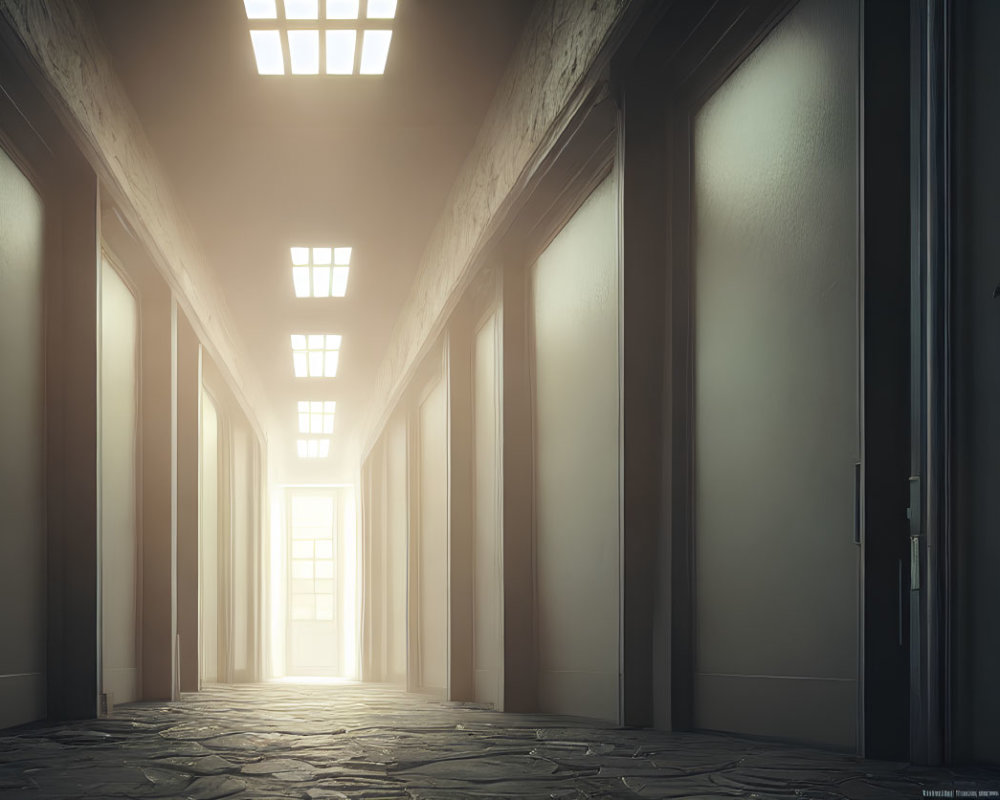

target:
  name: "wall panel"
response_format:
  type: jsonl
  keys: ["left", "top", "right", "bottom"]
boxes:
{"left": 417, "top": 378, "right": 448, "bottom": 693}
{"left": 473, "top": 312, "right": 501, "bottom": 707}
{"left": 532, "top": 173, "right": 619, "bottom": 722}
{"left": 0, "top": 143, "right": 46, "bottom": 729}
{"left": 100, "top": 258, "right": 139, "bottom": 705}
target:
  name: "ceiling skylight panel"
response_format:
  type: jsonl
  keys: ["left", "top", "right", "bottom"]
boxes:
{"left": 285, "top": 0, "right": 319, "bottom": 19}
{"left": 359, "top": 29, "right": 392, "bottom": 74}
{"left": 366, "top": 0, "right": 397, "bottom": 19}
{"left": 245, "top": 0, "right": 278, "bottom": 19}
{"left": 293, "top": 266, "right": 311, "bottom": 297}
{"left": 250, "top": 30, "right": 285, "bottom": 74}
{"left": 291, "top": 333, "right": 342, "bottom": 377}
{"left": 313, "top": 265, "right": 331, "bottom": 296}
{"left": 326, "top": 29, "right": 357, "bottom": 74}
{"left": 288, "top": 29, "right": 320, "bottom": 74}
{"left": 297, "top": 400, "right": 336, "bottom": 434}
{"left": 297, "top": 438, "right": 331, "bottom": 458}
{"left": 327, "top": 0, "right": 360, "bottom": 19}
{"left": 313, "top": 247, "right": 332, "bottom": 265}
{"left": 331, "top": 266, "right": 350, "bottom": 297}
{"left": 334, "top": 247, "right": 352, "bottom": 265}
{"left": 291, "top": 247, "right": 310, "bottom": 265}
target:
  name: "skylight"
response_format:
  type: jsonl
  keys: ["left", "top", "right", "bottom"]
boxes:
{"left": 291, "top": 334, "right": 342, "bottom": 377}
{"left": 291, "top": 246, "right": 352, "bottom": 298}
{"left": 245, "top": 0, "right": 397, "bottom": 75}
{"left": 297, "top": 439, "right": 332, "bottom": 458}
{"left": 298, "top": 400, "right": 336, "bottom": 434}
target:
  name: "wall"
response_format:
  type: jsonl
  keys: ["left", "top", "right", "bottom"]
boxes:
{"left": 385, "top": 416, "right": 408, "bottom": 685}
{"left": 200, "top": 391, "right": 219, "bottom": 684}
{"left": 100, "top": 258, "right": 139, "bottom": 705}
{"left": 953, "top": 0, "right": 1000, "bottom": 765}
{"left": 0, "top": 142, "right": 46, "bottom": 729}
{"left": 472, "top": 311, "right": 501, "bottom": 707}
{"left": 532, "top": 173, "right": 619, "bottom": 722}
{"left": 417, "top": 377, "right": 449, "bottom": 694}
{"left": 0, "top": 0, "right": 269, "bottom": 436}
{"left": 362, "top": 0, "right": 633, "bottom": 452}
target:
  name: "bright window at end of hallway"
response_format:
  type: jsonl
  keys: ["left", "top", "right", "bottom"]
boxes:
{"left": 291, "top": 246, "right": 351, "bottom": 297}
{"left": 290, "top": 334, "right": 341, "bottom": 377}
{"left": 245, "top": 0, "right": 397, "bottom": 76}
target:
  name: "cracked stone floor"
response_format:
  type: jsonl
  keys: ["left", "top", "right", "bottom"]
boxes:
{"left": 1, "top": 682, "right": 998, "bottom": 799}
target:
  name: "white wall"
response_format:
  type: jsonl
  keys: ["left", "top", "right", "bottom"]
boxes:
{"left": 100, "top": 258, "right": 139, "bottom": 704}
{"left": 417, "top": 377, "right": 449, "bottom": 693}
{"left": 0, "top": 144, "right": 46, "bottom": 729}
{"left": 532, "top": 173, "right": 620, "bottom": 722}
{"left": 386, "top": 417, "right": 408, "bottom": 684}
{"left": 473, "top": 311, "right": 501, "bottom": 707}
{"left": 199, "top": 391, "right": 219, "bottom": 683}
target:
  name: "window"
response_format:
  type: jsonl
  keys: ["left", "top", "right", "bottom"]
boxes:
{"left": 245, "top": 0, "right": 397, "bottom": 76}
{"left": 291, "top": 246, "right": 352, "bottom": 298}
{"left": 289, "top": 494, "right": 336, "bottom": 621}
{"left": 291, "top": 334, "right": 341, "bottom": 377}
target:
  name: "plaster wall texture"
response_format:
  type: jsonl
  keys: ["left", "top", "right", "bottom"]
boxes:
{"left": 0, "top": 0, "right": 269, "bottom": 439}
{"left": 363, "top": 0, "right": 630, "bottom": 451}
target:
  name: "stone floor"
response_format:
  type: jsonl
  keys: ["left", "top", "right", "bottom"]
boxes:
{"left": 1, "top": 682, "right": 998, "bottom": 799}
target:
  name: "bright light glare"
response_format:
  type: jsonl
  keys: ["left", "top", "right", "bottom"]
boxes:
{"left": 327, "top": 0, "right": 359, "bottom": 18}
{"left": 297, "top": 440, "right": 307, "bottom": 458}
{"left": 334, "top": 246, "right": 352, "bottom": 265}
{"left": 313, "top": 247, "right": 332, "bottom": 265}
{"left": 326, "top": 334, "right": 342, "bottom": 349}
{"left": 293, "top": 352, "right": 308, "bottom": 377}
{"left": 293, "top": 266, "right": 311, "bottom": 297}
{"left": 367, "top": 0, "right": 397, "bottom": 19}
{"left": 360, "top": 30, "right": 392, "bottom": 74}
{"left": 331, "top": 266, "right": 349, "bottom": 297}
{"left": 324, "top": 351, "right": 339, "bottom": 377}
{"left": 313, "top": 266, "right": 331, "bottom": 297}
{"left": 308, "top": 334, "right": 325, "bottom": 350}
{"left": 244, "top": 0, "right": 278, "bottom": 19}
{"left": 284, "top": 0, "right": 319, "bottom": 19}
{"left": 250, "top": 30, "right": 285, "bottom": 75}
{"left": 326, "top": 30, "right": 356, "bottom": 74}
{"left": 291, "top": 247, "right": 310, "bottom": 265}
{"left": 291, "top": 334, "right": 307, "bottom": 350}
{"left": 288, "top": 29, "right": 320, "bottom": 74}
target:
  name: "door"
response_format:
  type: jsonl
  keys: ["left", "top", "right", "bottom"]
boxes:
{"left": 0, "top": 144, "right": 46, "bottom": 729}
{"left": 200, "top": 389, "right": 220, "bottom": 684}
{"left": 100, "top": 257, "right": 140, "bottom": 704}
{"left": 287, "top": 490, "right": 339, "bottom": 676}
{"left": 416, "top": 376, "right": 448, "bottom": 694}
{"left": 532, "top": 172, "right": 620, "bottom": 723}
{"left": 691, "top": 0, "right": 860, "bottom": 750}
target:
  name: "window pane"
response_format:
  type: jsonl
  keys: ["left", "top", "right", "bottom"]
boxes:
{"left": 292, "top": 540, "right": 313, "bottom": 559}
{"left": 316, "top": 594, "right": 334, "bottom": 620}
{"left": 316, "top": 560, "right": 334, "bottom": 579}
{"left": 316, "top": 539, "right": 333, "bottom": 559}
{"left": 292, "top": 560, "right": 314, "bottom": 579}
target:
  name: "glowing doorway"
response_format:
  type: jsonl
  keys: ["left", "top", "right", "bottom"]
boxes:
{"left": 273, "top": 486, "right": 357, "bottom": 679}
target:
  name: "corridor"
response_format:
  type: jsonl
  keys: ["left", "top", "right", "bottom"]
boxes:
{"left": 2, "top": 683, "right": 996, "bottom": 799}
{"left": 2, "top": 0, "right": 1000, "bottom": 793}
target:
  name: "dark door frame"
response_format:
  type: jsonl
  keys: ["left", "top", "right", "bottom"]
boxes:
{"left": 614, "top": 0, "right": 913, "bottom": 759}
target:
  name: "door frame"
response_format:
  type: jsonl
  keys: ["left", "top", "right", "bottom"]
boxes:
{"left": 615, "top": 0, "right": 912, "bottom": 758}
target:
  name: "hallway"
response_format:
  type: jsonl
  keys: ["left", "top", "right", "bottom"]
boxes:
{"left": 1, "top": 684, "right": 996, "bottom": 799}
{"left": 3, "top": 0, "right": 1000, "bottom": 789}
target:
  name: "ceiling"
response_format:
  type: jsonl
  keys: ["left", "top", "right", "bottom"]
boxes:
{"left": 87, "top": 0, "right": 533, "bottom": 482}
